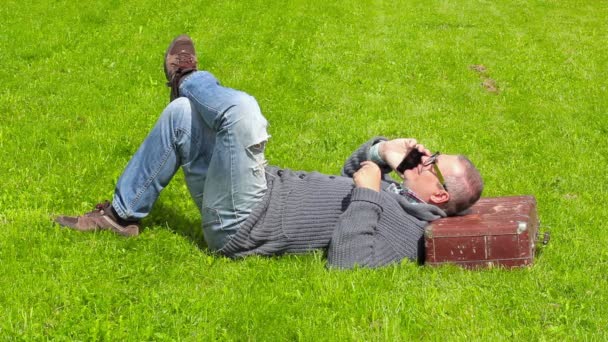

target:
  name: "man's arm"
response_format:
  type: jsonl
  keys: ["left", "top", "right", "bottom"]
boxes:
{"left": 340, "top": 137, "right": 392, "bottom": 178}
{"left": 328, "top": 162, "right": 402, "bottom": 269}
{"left": 341, "top": 137, "right": 431, "bottom": 179}
{"left": 326, "top": 188, "right": 390, "bottom": 268}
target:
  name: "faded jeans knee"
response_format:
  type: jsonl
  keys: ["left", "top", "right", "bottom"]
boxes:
{"left": 162, "top": 97, "right": 193, "bottom": 134}
{"left": 224, "top": 94, "right": 270, "bottom": 164}
{"left": 201, "top": 94, "right": 270, "bottom": 250}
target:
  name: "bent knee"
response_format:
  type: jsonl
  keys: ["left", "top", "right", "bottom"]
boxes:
{"left": 162, "top": 97, "right": 194, "bottom": 129}
{"left": 224, "top": 95, "right": 269, "bottom": 143}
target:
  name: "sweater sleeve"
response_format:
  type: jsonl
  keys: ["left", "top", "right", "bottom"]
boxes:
{"left": 340, "top": 137, "right": 393, "bottom": 178}
{"left": 327, "top": 188, "right": 401, "bottom": 269}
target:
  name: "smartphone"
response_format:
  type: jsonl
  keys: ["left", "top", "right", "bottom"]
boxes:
{"left": 396, "top": 149, "right": 423, "bottom": 173}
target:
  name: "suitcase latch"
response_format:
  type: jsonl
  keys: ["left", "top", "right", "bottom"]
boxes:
{"left": 517, "top": 221, "right": 528, "bottom": 234}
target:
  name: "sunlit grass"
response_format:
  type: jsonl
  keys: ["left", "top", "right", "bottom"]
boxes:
{"left": 1, "top": 0, "right": 607, "bottom": 339}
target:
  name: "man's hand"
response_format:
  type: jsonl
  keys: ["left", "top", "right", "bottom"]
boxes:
{"left": 378, "top": 138, "right": 431, "bottom": 177}
{"left": 353, "top": 161, "right": 382, "bottom": 192}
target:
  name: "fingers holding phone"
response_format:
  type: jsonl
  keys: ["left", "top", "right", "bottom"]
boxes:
{"left": 379, "top": 138, "right": 431, "bottom": 175}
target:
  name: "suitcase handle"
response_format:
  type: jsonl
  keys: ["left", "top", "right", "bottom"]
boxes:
{"left": 542, "top": 231, "right": 550, "bottom": 245}
{"left": 535, "top": 227, "right": 550, "bottom": 247}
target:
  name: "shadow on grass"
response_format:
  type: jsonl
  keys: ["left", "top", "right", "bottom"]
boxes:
{"left": 143, "top": 200, "right": 208, "bottom": 250}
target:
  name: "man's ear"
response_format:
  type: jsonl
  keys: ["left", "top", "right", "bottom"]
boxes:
{"left": 429, "top": 190, "right": 450, "bottom": 205}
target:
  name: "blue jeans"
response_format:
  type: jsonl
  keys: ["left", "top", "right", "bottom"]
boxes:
{"left": 112, "top": 71, "right": 269, "bottom": 250}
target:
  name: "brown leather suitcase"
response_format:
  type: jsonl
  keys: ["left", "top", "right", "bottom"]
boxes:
{"left": 424, "top": 195, "right": 541, "bottom": 269}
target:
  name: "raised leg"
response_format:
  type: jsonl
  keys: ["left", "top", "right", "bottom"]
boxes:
{"left": 179, "top": 71, "right": 269, "bottom": 250}
{"left": 112, "top": 97, "right": 213, "bottom": 220}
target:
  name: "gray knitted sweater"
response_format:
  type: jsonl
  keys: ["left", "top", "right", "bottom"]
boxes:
{"left": 218, "top": 137, "right": 446, "bottom": 268}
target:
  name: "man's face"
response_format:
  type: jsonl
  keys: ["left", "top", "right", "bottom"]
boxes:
{"left": 402, "top": 154, "right": 463, "bottom": 204}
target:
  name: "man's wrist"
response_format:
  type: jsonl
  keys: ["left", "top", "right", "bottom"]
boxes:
{"left": 368, "top": 142, "right": 387, "bottom": 166}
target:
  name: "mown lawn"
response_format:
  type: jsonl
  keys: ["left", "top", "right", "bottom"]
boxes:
{"left": 1, "top": 0, "right": 607, "bottom": 340}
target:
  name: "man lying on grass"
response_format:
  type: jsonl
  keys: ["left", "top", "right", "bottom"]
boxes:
{"left": 55, "top": 35, "right": 483, "bottom": 268}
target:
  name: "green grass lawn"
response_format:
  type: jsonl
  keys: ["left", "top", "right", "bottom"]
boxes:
{"left": 1, "top": 0, "right": 607, "bottom": 339}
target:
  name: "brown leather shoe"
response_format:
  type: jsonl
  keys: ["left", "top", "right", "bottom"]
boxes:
{"left": 164, "top": 34, "right": 198, "bottom": 101}
{"left": 54, "top": 201, "right": 139, "bottom": 237}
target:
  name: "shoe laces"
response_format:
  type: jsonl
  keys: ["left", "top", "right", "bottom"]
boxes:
{"left": 85, "top": 200, "right": 111, "bottom": 216}
{"left": 174, "top": 51, "right": 196, "bottom": 69}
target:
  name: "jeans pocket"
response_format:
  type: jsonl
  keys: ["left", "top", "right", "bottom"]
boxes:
{"left": 201, "top": 206, "right": 222, "bottom": 228}
{"left": 201, "top": 206, "right": 230, "bottom": 251}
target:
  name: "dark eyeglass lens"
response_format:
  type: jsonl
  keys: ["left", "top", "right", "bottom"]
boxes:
{"left": 423, "top": 152, "right": 440, "bottom": 166}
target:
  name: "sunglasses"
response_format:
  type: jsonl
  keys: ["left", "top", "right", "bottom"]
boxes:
{"left": 423, "top": 152, "right": 448, "bottom": 191}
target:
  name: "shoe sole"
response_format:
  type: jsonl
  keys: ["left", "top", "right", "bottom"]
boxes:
{"left": 164, "top": 34, "right": 194, "bottom": 82}
{"left": 53, "top": 215, "right": 139, "bottom": 237}
{"left": 101, "top": 215, "right": 140, "bottom": 237}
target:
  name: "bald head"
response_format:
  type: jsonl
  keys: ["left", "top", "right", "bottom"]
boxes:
{"left": 442, "top": 155, "right": 483, "bottom": 215}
